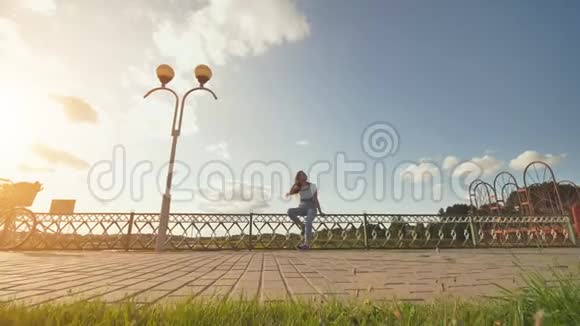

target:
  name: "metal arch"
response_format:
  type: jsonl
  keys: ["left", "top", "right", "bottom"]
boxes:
{"left": 558, "top": 180, "right": 580, "bottom": 214}
{"left": 468, "top": 179, "right": 485, "bottom": 213}
{"left": 499, "top": 182, "right": 521, "bottom": 213}
{"left": 523, "top": 161, "right": 565, "bottom": 216}
{"left": 493, "top": 171, "right": 520, "bottom": 198}
{"left": 493, "top": 171, "right": 521, "bottom": 214}
{"left": 472, "top": 181, "right": 497, "bottom": 215}
{"left": 469, "top": 179, "right": 485, "bottom": 195}
{"left": 558, "top": 180, "right": 580, "bottom": 199}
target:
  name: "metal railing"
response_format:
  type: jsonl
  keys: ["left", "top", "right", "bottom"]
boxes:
{"left": 14, "top": 212, "right": 577, "bottom": 250}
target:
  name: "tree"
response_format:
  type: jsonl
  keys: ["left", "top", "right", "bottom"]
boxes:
{"left": 437, "top": 204, "right": 473, "bottom": 216}
{"left": 504, "top": 182, "right": 580, "bottom": 215}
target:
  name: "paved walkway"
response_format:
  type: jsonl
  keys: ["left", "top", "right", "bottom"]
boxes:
{"left": 0, "top": 248, "right": 578, "bottom": 306}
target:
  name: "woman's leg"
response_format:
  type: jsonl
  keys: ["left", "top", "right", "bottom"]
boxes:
{"left": 304, "top": 208, "right": 317, "bottom": 245}
{"left": 287, "top": 207, "right": 306, "bottom": 233}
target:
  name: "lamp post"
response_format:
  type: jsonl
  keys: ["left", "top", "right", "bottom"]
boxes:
{"left": 144, "top": 64, "right": 217, "bottom": 252}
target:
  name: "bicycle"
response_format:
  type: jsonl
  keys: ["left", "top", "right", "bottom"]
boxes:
{"left": 0, "top": 178, "right": 42, "bottom": 250}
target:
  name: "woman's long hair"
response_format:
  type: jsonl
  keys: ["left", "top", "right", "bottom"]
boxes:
{"left": 294, "top": 170, "right": 309, "bottom": 187}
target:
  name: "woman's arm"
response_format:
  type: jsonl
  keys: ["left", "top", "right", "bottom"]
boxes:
{"left": 285, "top": 184, "right": 300, "bottom": 197}
{"left": 313, "top": 191, "right": 324, "bottom": 215}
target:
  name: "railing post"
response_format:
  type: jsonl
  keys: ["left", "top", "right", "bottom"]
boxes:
{"left": 248, "top": 212, "right": 253, "bottom": 251}
{"left": 125, "top": 211, "right": 135, "bottom": 252}
{"left": 469, "top": 216, "right": 478, "bottom": 247}
{"left": 363, "top": 211, "right": 369, "bottom": 249}
{"left": 565, "top": 216, "right": 577, "bottom": 246}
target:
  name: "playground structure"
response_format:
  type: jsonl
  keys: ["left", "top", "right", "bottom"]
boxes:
{"left": 468, "top": 161, "right": 580, "bottom": 245}
{"left": 469, "top": 161, "right": 580, "bottom": 216}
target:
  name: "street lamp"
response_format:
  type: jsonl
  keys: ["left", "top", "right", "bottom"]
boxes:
{"left": 144, "top": 64, "right": 217, "bottom": 252}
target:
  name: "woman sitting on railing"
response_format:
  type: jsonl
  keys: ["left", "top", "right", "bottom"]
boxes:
{"left": 286, "top": 171, "right": 324, "bottom": 250}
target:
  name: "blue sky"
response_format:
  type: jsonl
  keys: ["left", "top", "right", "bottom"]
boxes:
{"left": 1, "top": 0, "right": 578, "bottom": 214}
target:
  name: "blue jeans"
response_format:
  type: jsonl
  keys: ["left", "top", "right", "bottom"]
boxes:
{"left": 287, "top": 204, "right": 316, "bottom": 243}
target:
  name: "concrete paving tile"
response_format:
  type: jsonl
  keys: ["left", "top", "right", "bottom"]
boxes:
{"left": 0, "top": 290, "right": 50, "bottom": 301}
{"left": 133, "top": 290, "right": 171, "bottom": 303}
{"left": 171, "top": 285, "right": 206, "bottom": 297}
{"left": 157, "top": 295, "right": 190, "bottom": 304}
{"left": 214, "top": 278, "right": 238, "bottom": 286}
{"left": 96, "top": 289, "right": 140, "bottom": 302}
{"left": 124, "top": 281, "right": 164, "bottom": 290}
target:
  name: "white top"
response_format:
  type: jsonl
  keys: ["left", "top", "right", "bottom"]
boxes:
{"left": 299, "top": 183, "right": 317, "bottom": 200}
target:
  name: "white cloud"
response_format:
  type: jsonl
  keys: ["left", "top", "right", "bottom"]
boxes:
{"left": 49, "top": 95, "right": 99, "bottom": 123}
{"left": 472, "top": 155, "right": 502, "bottom": 175}
{"left": 295, "top": 139, "right": 309, "bottom": 146}
{"left": 452, "top": 161, "right": 483, "bottom": 179}
{"left": 419, "top": 154, "right": 502, "bottom": 184}
{"left": 206, "top": 141, "right": 231, "bottom": 160}
{"left": 197, "top": 181, "right": 270, "bottom": 213}
{"left": 452, "top": 155, "right": 502, "bottom": 177}
{"left": 442, "top": 156, "right": 459, "bottom": 170}
{"left": 152, "top": 0, "right": 310, "bottom": 68}
{"left": 509, "top": 150, "right": 567, "bottom": 171}
{"left": 394, "top": 160, "right": 443, "bottom": 201}
{"left": 401, "top": 160, "right": 441, "bottom": 183}
{"left": 31, "top": 143, "right": 89, "bottom": 170}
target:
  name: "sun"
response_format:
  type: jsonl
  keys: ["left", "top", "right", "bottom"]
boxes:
{"left": 0, "top": 85, "right": 64, "bottom": 169}
{"left": 0, "top": 88, "right": 32, "bottom": 160}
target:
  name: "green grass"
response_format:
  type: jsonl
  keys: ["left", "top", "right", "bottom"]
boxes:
{"left": 1, "top": 268, "right": 579, "bottom": 325}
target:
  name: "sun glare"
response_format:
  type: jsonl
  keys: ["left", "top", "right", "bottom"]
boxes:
{"left": 0, "top": 89, "right": 33, "bottom": 160}
{"left": 0, "top": 84, "right": 66, "bottom": 170}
